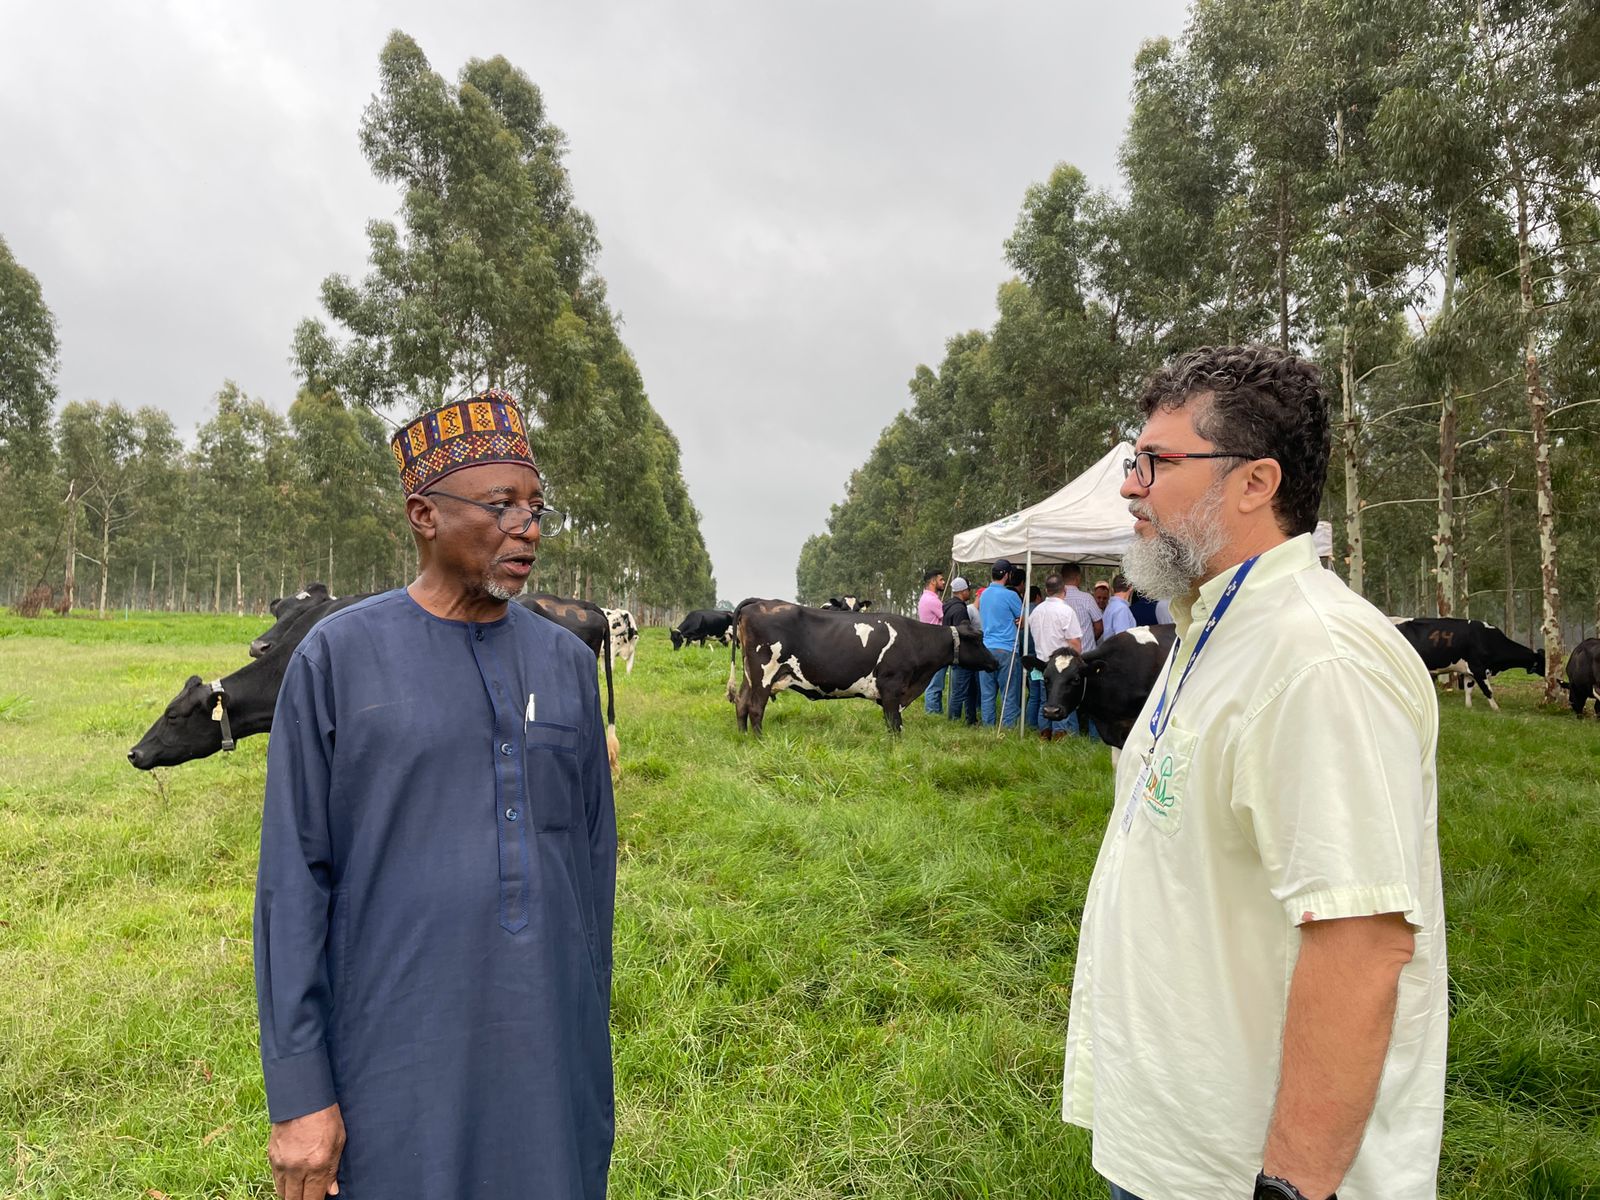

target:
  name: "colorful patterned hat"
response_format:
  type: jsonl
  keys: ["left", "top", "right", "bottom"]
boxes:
{"left": 389, "top": 388, "right": 539, "bottom": 495}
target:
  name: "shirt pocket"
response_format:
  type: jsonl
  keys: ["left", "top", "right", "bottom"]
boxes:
{"left": 1140, "top": 726, "right": 1198, "bottom": 838}
{"left": 524, "top": 720, "right": 581, "bottom": 831}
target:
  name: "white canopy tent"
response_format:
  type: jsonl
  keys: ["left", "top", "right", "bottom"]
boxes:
{"left": 950, "top": 439, "right": 1335, "bottom": 568}
{"left": 949, "top": 441, "right": 1333, "bottom": 737}
{"left": 951, "top": 441, "right": 1137, "bottom": 567}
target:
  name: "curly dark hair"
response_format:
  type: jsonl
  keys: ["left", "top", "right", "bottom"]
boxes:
{"left": 1137, "top": 344, "right": 1330, "bottom": 536}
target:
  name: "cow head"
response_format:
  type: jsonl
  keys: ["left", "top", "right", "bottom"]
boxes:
{"left": 1023, "top": 649, "right": 1095, "bottom": 722}
{"left": 253, "top": 584, "right": 334, "bottom": 657}
{"left": 670, "top": 629, "right": 684, "bottom": 650}
{"left": 1534, "top": 648, "right": 1547, "bottom": 677}
{"left": 127, "top": 675, "right": 227, "bottom": 770}
{"left": 954, "top": 622, "right": 999, "bottom": 672}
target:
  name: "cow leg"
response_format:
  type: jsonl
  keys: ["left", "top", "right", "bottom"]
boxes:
{"left": 747, "top": 686, "right": 771, "bottom": 737}
{"left": 1470, "top": 663, "right": 1498, "bottom": 712}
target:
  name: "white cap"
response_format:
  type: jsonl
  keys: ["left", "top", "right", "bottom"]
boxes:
{"left": 950, "top": 576, "right": 969, "bottom": 592}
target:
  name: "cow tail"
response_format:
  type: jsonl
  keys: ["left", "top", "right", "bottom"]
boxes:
{"left": 602, "top": 618, "right": 619, "bottom": 774}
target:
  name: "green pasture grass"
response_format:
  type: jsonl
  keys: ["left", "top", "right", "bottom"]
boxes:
{"left": 1, "top": 611, "right": 1597, "bottom": 1197}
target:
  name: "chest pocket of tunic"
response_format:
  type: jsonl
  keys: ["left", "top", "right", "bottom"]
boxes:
{"left": 524, "top": 720, "right": 581, "bottom": 830}
{"left": 1140, "top": 726, "right": 1198, "bottom": 839}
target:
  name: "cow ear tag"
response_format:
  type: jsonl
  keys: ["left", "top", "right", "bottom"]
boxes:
{"left": 212, "top": 696, "right": 225, "bottom": 722}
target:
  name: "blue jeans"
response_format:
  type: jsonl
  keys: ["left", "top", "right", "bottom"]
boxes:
{"left": 924, "top": 665, "right": 946, "bottom": 714}
{"left": 980, "top": 649, "right": 1024, "bottom": 727}
{"left": 1065, "top": 710, "right": 1100, "bottom": 740}
{"left": 1108, "top": 1184, "right": 1147, "bottom": 1200}
{"left": 946, "top": 667, "right": 979, "bottom": 724}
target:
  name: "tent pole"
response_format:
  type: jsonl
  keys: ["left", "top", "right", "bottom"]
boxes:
{"left": 1019, "top": 549, "right": 1033, "bottom": 741}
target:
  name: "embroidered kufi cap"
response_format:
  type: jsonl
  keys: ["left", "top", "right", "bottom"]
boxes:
{"left": 389, "top": 388, "right": 539, "bottom": 495}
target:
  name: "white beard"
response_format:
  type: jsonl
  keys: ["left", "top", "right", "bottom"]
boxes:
{"left": 483, "top": 576, "right": 526, "bottom": 602}
{"left": 1122, "top": 478, "right": 1231, "bottom": 600}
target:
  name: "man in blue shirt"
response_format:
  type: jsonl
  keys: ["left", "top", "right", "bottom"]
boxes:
{"left": 1102, "top": 573, "right": 1138, "bottom": 639}
{"left": 255, "top": 390, "right": 616, "bottom": 1200}
{"left": 979, "top": 559, "right": 1025, "bottom": 727}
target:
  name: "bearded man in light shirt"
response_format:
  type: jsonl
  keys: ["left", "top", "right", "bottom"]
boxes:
{"left": 1062, "top": 345, "right": 1446, "bottom": 1200}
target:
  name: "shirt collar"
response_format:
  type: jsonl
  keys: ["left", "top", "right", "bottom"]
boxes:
{"left": 1169, "top": 533, "right": 1318, "bottom": 638}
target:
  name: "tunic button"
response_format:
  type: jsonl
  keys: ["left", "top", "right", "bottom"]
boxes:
{"left": 505, "top": 807, "right": 520, "bottom": 821}
{"left": 499, "top": 742, "right": 514, "bottom": 756}
{"left": 475, "top": 629, "right": 484, "bottom": 642}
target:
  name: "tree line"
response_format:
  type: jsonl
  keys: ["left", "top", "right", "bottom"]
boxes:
{"left": 797, "top": 0, "right": 1600, "bottom": 701}
{"left": 0, "top": 31, "right": 716, "bottom": 620}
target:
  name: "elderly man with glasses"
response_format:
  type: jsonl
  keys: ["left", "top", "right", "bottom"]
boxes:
{"left": 1064, "top": 346, "right": 1446, "bottom": 1200}
{"left": 254, "top": 389, "right": 616, "bottom": 1200}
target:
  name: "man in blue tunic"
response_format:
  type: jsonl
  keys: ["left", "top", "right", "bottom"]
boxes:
{"left": 254, "top": 389, "right": 617, "bottom": 1200}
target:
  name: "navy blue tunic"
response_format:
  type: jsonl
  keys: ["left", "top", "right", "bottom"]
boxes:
{"left": 254, "top": 589, "right": 615, "bottom": 1199}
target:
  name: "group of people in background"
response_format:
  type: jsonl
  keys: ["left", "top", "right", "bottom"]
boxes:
{"left": 918, "top": 560, "right": 1164, "bottom": 739}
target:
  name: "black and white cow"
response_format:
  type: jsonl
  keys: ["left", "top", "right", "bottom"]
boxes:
{"left": 1023, "top": 625, "right": 1178, "bottom": 751}
{"left": 671, "top": 608, "right": 735, "bottom": 649}
{"left": 1561, "top": 638, "right": 1599, "bottom": 717}
{"left": 1391, "top": 617, "right": 1545, "bottom": 711}
{"left": 729, "top": 599, "right": 996, "bottom": 735}
{"left": 249, "top": 582, "right": 341, "bottom": 657}
{"left": 821, "top": 596, "right": 873, "bottom": 612}
{"left": 602, "top": 607, "right": 639, "bottom": 675}
{"left": 131, "top": 590, "right": 620, "bottom": 770}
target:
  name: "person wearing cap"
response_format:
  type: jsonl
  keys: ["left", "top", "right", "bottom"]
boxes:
{"left": 942, "top": 576, "right": 980, "bottom": 725}
{"left": 254, "top": 389, "right": 616, "bottom": 1200}
{"left": 1062, "top": 346, "right": 1444, "bottom": 1200}
{"left": 978, "top": 559, "right": 1025, "bottom": 727}
{"left": 918, "top": 567, "right": 949, "bottom": 714}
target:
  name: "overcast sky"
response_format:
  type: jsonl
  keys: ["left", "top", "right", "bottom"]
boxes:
{"left": 2, "top": 0, "right": 1188, "bottom": 604}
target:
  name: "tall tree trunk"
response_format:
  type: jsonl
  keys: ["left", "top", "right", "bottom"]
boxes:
{"left": 1277, "top": 173, "right": 1291, "bottom": 348}
{"left": 98, "top": 509, "right": 111, "bottom": 617}
{"left": 148, "top": 556, "right": 157, "bottom": 610}
{"left": 1514, "top": 173, "right": 1563, "bottom": 702}
{"left": 1336, "top": 109, "right": 1362, "bottom": 595}
{"left": 214, "top": 555, "right": 222, "bottom": 614}
{"left": 180, "top": 548, "right": 190, "bottom": 612}
{"left": 1502, "top": 482, "right": 1515, "bottom": 640}
{"left": 62, "top": 479, "right": 78, "bottom": 612}
{"left": 1434, "top": 214, "right": 1458, "bottom": 617}
{"left": 328, "top": 534, "right": 335, "bottom": 592}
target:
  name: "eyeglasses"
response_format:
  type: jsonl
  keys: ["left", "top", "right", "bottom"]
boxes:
{"left": 423, "top": 490, "right": 567, "bottom": 537}
{"left": 1122, "top": 449, "right": 1253, "bottom": 488}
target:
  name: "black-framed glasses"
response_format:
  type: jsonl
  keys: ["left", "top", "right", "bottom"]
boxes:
{"left": 423, "top": 490, "right": 567, "bottom": 537}
{"left": 1122, "top": 450, "right": 1253, "bottom": 488}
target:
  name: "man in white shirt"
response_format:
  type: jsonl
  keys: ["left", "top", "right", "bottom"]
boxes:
{"left": 1060, "top": 562, "right": 1104, "bottom": 651}
{"left": 1025, "top": 573, "right": 1083, "bottom": 741}
{"left": 1063, "top": 345, "right": 1446, "bottom": 1200}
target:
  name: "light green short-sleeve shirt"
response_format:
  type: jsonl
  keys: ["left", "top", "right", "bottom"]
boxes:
{"left": 1063, "top": 533, "right": 1447, "bottom": 1200}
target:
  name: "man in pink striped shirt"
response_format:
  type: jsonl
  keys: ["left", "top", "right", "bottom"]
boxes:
{"left": 918, "top": 568, "right": 947, "bottom": 713}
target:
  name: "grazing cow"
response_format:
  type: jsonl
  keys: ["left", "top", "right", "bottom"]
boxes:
{"left": 249, "top": 582, "right": 340, "bottom": 657}
{"left": 730, "top": 599, "right": 997, "bottom": 734}
{"left": 1561, "top": 638, "right": 1599, "bottom": 717}
{"left": 671, "top": 608, "right": 735, "bottom": 649}
{"left": 1023, "top": 625, "right": 1178, "bottom": 751}
{"left": 602, "top": 607, "right": 639, "bottom": 675}
{"left": 821, "top": 596, "right": 873, "bottom": 612}
{"left": 132, "top": 589, "right": 620, "bottom": 770}
{"left": 1392, "top": 617, "right": 1545, "bottom": 711}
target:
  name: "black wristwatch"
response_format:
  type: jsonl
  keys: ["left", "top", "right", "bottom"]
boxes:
{"left": 1253, "top": 1172, "right": 1335, "bottom": 1200}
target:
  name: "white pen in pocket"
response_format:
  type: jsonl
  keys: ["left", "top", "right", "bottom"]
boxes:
{"left": 525, "top": 691, "right": 537, "bottom": 726}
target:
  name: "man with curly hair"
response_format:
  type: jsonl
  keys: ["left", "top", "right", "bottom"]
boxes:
{"left": 1062, "top": 346, "right": 1446, "bottom": 1200}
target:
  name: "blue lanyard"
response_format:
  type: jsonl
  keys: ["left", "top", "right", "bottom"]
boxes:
{"left": 1147, "top": 555, "right": 1260, "bottom": 746}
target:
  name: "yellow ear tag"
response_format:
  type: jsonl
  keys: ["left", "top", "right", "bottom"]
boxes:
{"left": 212, "top": 698, "right": 224, "bottom": 722}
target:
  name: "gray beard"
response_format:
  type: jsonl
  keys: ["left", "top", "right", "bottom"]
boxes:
{"left": 483, "top": 576, "right": 525, "bottom": 602}
{"left": 1122, "top": 480, "right": 1231, "bottom": 601}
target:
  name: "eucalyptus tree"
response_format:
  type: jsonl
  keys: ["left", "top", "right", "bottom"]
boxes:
{"left": 0, "top": 235, "right": 61, "bottom": 600}
{"left": 294, "top": 31, "right": 713, "bottom": 609}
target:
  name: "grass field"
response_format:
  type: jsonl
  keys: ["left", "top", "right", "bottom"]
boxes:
{"left": 2, "top": 610, "right": 1597, "bottom": 1198}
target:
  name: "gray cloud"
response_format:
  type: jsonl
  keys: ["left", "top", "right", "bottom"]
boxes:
{"left": 2, "top": 0, "right": 1187, "bottom": 603}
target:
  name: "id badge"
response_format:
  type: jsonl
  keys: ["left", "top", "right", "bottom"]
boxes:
{"left": 1121, "top": 753, "right": 1153, "bottom": 833}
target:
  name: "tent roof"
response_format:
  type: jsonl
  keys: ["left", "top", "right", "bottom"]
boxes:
{"left": 951, "top": 442, "right": 1136, "bottom": 567}
{"left": 950, "top": 439, "right": 1335, "bottom": 568}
